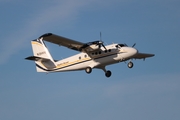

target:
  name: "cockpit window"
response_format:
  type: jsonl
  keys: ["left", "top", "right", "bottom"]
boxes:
{"left": 118, "top": 44, "right": 127, "bottom": 47}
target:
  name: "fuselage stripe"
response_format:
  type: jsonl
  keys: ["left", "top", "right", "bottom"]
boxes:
{"left": 36, "top": 52, "right": 120, "bottom": 72}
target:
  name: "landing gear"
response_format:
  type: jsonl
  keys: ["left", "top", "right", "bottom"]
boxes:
{"left": 101, "top": 67, "right": 112, "bottom": 78}
{"left": 105, "top": 70, "right": 112, "bottom": 78}
{"left": 85, "top": 66, "right": 112, "bottom": 78}
{"left": 127, "top": 61, "right": 133, "bottom": 68}
{"left": 85, "top": 67, "right": 92, "bottom": 74}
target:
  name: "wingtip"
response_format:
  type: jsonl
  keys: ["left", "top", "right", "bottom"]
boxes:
{"left": 39, "top": 33, "right": 53, "bottom": 39}
{"left": 149, "top": 54, "right": 155, "bottom": 57}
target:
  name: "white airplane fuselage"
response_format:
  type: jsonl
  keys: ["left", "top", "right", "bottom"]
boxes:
{"left": 37, "top": 44, "right": 137, "bottom": 72}
{"left": 26, "top": 33, "right": 154, "bottom": 77}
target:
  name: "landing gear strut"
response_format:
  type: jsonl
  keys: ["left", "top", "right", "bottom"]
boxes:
{"left": 101, "top": 67, "right": 112, "bottom": 78}
{"left": 127, "top": 61, "right": 133, "bottom": 68}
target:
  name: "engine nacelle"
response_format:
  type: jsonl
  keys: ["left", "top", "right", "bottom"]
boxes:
{"left": 86, "top": 44, "right": 99, "bottom": 51}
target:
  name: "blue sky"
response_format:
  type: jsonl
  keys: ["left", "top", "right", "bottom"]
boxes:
{"left": 0, "top": 0, "right": 180, "bottom": 120}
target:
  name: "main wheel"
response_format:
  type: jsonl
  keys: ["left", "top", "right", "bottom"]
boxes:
{"left": 128, "top": 62, "right": 133, "bottom": 68}
{"left": 105, "top": 70, "right": 112, "bottom": 78}
{"left": 85, "top": 67, "right": 92, "bottom": 74}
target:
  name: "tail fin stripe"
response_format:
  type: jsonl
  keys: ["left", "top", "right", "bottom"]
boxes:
{"left": 36, "top": 64, "right": 50, "bottom": 71}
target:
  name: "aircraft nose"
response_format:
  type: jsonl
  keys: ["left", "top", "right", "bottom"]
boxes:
{"left": 131, "top": 48, "right": 138, "bottom": 55}
{"left": 122, "top": 47, "right": 138, "bottom": 56}
{"left": 124, "top": 47, "right": 138, "bottom": 56}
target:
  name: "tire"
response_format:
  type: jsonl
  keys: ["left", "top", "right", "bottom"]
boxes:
{"left": 128, "top": 62, "right": 133, "bottom": 68}
{"left": 85, "top": 67, "right": 92, "bottom": 74}
{"left": 105, "top": 70, "right": 112, "bottom": 77}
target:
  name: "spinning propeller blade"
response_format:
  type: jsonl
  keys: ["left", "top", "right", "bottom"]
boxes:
{"left": 132, "top": 43, "right": 136, "bottom": 47}
{"left": 124, "top": 43, "right": 136, "bottom": 47}
{"left": 99, "top": 32, "right": 107, "bottom": 50}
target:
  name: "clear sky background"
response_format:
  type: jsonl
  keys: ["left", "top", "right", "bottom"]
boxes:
{"left": 0, "top": 0, "right": 180, "bottom": 120}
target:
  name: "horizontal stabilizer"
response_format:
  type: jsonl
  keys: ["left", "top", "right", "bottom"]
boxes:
{"left": 25, "top": 56, "right": 49, "bottom": 62}
{"left": 25, "top": 56, "right": 56, "bottom": 69}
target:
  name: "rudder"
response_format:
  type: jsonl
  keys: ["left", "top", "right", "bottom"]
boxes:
{"left": 31, "top": 38, "right": 53, "bottom": 61}
{"left": 26, "top": 38, "right": 56, "bottom": 72}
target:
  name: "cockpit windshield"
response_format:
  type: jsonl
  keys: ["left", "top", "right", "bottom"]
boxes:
{"left": 118, "top": 44, "right": 127, "bottom": 47}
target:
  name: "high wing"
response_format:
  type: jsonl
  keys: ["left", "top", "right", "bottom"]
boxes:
{"left": 39, "top": 33, "right": 85, "bottom": 51}
{"left": 133, "top": 53, "right": 155, "bottom": 59}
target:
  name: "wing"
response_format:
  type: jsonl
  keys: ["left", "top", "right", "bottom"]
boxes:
{"left": 133, "top": 53, "right": 155, "bottom": 59}
{"left": 40, "top": 33, "right": 85, "bottom": 51}
{"left": 39, "top": 33, "right": 103, "bottom": 53}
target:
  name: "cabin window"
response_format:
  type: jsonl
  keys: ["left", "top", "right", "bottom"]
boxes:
{"left": 79, "top": 56, "right": 81, "bottom": 60}
{"left": 105, "top": 50, "right": 107, "bottom": 53}
{"left": 108, "top": 49, "right": 111, "bottom": 52}
{"left": 99, "top": 51, "right": 101, "bottom": 54}
{"left": 95, "top": 52, "right": 98, "bottom": 55}
{"left": 85, "top": 55, "right": 87, "bottom": 58}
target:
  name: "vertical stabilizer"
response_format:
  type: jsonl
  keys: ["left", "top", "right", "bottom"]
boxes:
{"left": 26, "top": 38, "right": 56, "bottom": 72}
{"left": 31, "top": 38, "right": 54, "bottom": 61}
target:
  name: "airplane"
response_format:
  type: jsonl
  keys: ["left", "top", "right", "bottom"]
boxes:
{"left": 25, "top": 33, "right": 154, "bottom": 78}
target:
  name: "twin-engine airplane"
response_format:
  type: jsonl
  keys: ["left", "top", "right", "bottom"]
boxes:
{"left": 25, "top": 33, "right": 154, "bottom": 78}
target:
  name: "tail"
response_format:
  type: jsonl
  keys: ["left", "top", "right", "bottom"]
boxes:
{"left": 25, "top": 38, "right": 56, "bottom": 72}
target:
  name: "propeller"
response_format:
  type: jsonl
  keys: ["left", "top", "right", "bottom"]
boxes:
{"left": 123, "top": 43, "right": 136, "bottom": 47}
{"left": 95, "top": 41, "right": 107, "bottom": 50}
{"left": 82, "top": 32, "right": 107, "bottom": 50}
{"left": 101, "top": 43, "right": 107, "bottom": 50}
{"left": 132, "top": 43, "right": 136, "bottom": 47}
{"left": 98, "top": 32, "right": 107, "bottom": 50}
{"left": 124, "top": 43, "right": 128, "bottom": 46}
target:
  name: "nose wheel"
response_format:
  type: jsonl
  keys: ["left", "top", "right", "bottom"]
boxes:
{"left": 127, "top": 61, "right": 133, "bottom": 68}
